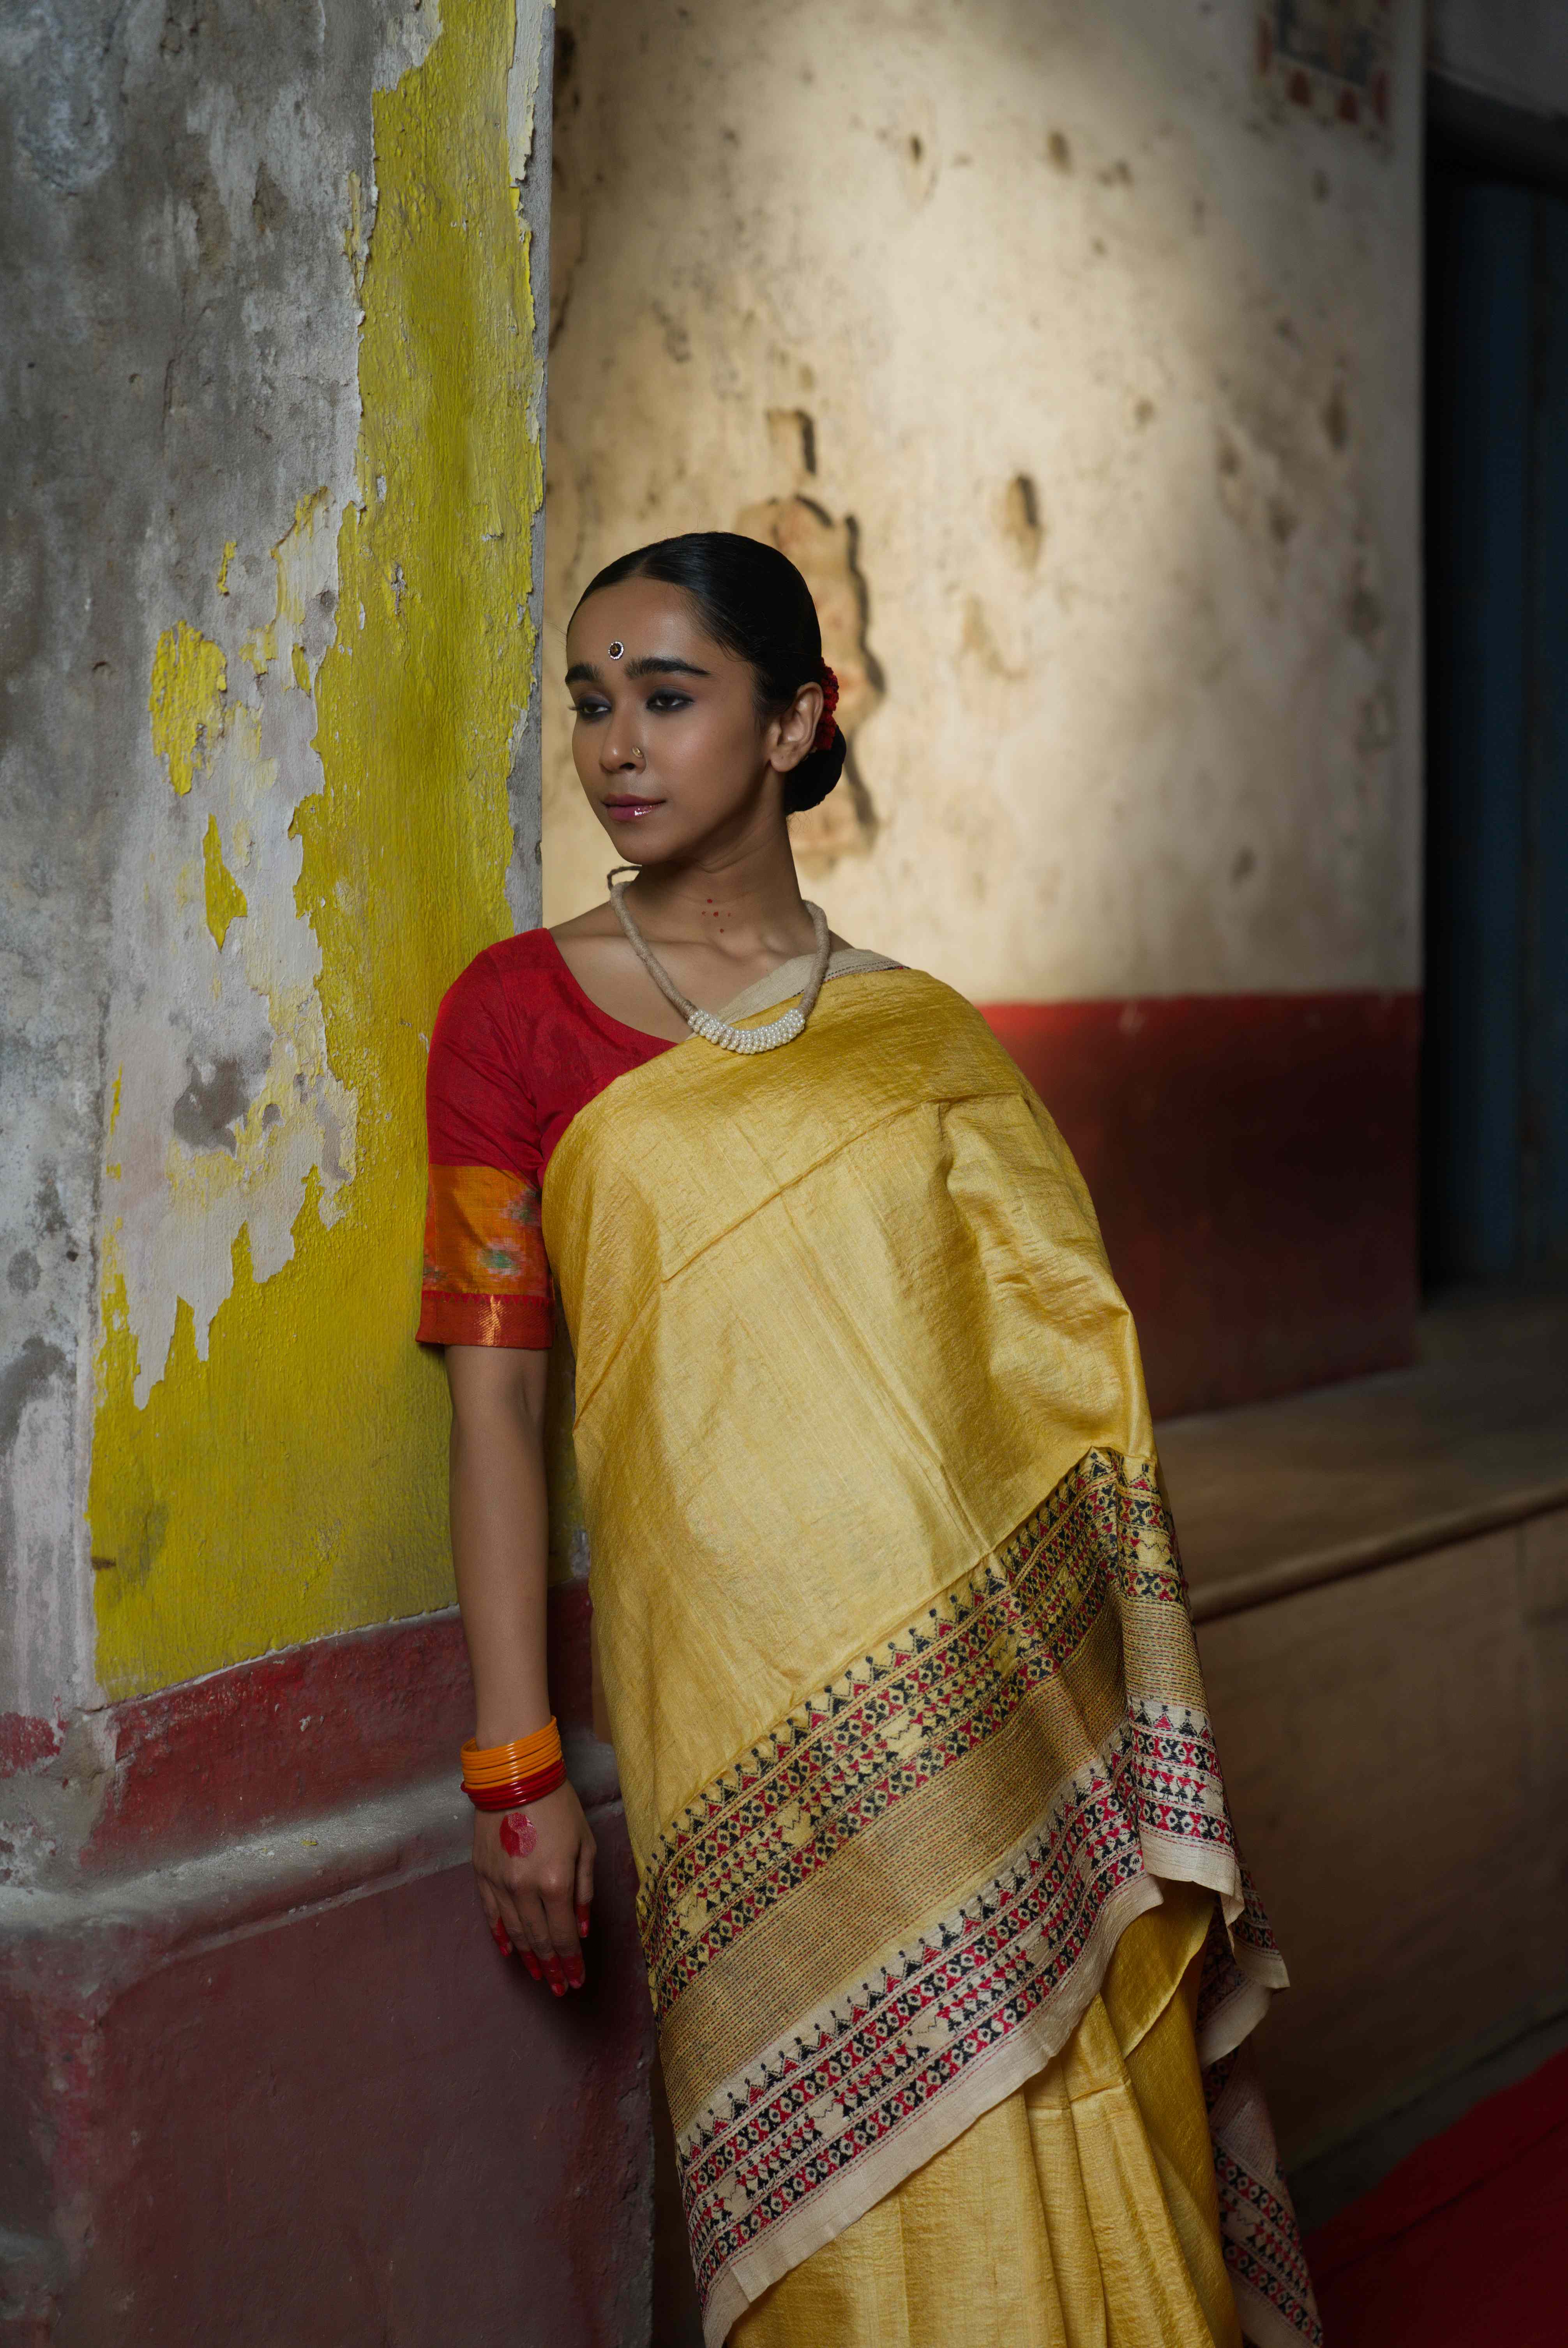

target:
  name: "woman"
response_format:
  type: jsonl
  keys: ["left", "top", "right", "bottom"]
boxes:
{"left": 418, "top": 534, "right": 1321, "bottom": 2348}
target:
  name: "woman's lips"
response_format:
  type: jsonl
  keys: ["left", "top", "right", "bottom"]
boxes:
{"left": 602, "top": 797, "right": 664, "bottom": 820}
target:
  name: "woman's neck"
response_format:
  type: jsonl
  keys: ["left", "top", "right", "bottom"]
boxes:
{"left": 620, "top": 828, "right": 816, "bottom": 960}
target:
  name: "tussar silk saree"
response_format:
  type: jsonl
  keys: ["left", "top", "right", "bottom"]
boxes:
{"left": 539, "top": 962, "right": 1321, "bottom": 2348}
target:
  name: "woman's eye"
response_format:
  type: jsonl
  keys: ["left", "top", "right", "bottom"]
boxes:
{"left": 572, "top": 698, "right": 609, "bottom": 721}
{"left": 646, "top": 691, "right": 691, "bottom": 713}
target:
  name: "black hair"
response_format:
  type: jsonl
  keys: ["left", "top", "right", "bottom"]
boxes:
{"left": 572, "top": 531, "right": 846, "bottom": 814}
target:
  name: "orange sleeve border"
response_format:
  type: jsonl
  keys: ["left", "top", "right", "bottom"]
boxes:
{"left": 416, "top": 1291, "right": 554, "bottom": 1349}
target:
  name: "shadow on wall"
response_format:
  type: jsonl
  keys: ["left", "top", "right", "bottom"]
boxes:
{"left": 540, "top": 0, "right": 1421, "bottom": 1413}
{"left": 738, "top": 414, "right": 885, "bottom": 873}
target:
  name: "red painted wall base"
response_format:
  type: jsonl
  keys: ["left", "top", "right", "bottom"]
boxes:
{"left": 0, "top": 1799, "right": 652, "bottom": 2348}
{"left": 980, "top": 992, "right": 1421, "bottom": 1417}
{"left": 0, "top": 1594, "right": 649, "bottom": 2348}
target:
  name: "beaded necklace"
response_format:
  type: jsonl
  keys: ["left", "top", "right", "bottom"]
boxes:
{"left": 607, "top": 871, "right": 832, "bottom": 1056}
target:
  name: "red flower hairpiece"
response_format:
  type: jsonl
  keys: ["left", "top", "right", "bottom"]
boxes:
{"left": 812, "top": 663, "right": 841, "bottom": 752}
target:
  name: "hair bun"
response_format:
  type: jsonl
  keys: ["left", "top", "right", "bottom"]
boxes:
{"left": 783, "top": 724, "right": 847, "bottom": 816}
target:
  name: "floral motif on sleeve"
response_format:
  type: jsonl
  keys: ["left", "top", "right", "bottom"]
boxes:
{"left": 417, "top": 1163, "right": 553, "bottom": 1349}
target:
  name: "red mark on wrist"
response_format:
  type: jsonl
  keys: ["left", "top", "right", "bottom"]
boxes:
{"left": 500, "top": 1810, "right": 537, "bottom": 1858}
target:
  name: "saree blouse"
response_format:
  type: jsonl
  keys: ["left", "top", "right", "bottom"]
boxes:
{"left": 417, "top": 929, "right": 675, "bottom": 1350}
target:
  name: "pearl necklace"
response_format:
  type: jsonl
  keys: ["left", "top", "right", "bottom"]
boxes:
{"left": 607, "top": 872, "right": 833, "bottom": 1055}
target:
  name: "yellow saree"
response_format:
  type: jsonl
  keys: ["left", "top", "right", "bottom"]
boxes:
{"left": 541, "top": 964, "right": 1319, "bottom": 2348}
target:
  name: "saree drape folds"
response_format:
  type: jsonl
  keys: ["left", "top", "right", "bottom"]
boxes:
{"left": 541, "top": 968, "right": 1319, "bottom": 2348}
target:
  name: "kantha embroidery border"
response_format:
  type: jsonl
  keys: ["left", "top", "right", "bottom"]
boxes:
{"left": 676, "top": 1701, "right": 1224, "bottom": 2307}
{"left": 646, "top": 1449, "right": 1311, "bottom": 2337}
{"left": 1205, "top": 2036, "right": 1325, "bottom": 2348}
{"left": 638, "top": 1449, "right": 1205, "bottom": 2025}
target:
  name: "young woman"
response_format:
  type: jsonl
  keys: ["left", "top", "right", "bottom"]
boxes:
{"left": 418, "top": 534, "right": 1321, "bottom": 2348}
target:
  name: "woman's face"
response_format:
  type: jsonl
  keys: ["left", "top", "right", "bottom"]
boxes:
{"left": 565, "top": 577, "right": 818, "bottom": 867}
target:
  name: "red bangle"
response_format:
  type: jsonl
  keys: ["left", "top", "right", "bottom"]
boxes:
{"left": 463, "top": 1761, "right": 567, "bottom": 1811}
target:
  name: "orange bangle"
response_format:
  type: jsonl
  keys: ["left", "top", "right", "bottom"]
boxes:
{"left": 461, "top": 1720, "right": 563, "bottom": 1787}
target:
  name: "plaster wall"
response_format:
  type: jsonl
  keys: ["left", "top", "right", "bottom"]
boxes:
{"left": 542, "top": 0, "right": 1423, "bottom": 1009}
{"left": 1, "top": 0, "right": 551, "bottom": 1750}
{"left": 1429, "top": 0, "right": 1568, "bottom": 119}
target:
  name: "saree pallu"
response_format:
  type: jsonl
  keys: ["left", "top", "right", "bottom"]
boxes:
{"left": 541, "top": 966, "right": 1321, "bottom": 2348}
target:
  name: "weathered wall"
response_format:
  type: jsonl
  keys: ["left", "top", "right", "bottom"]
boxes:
{"left": 1, "top": 0, "right": 551, "bottom": 1742}
{"left": 1429, "top": 0, "right": 1568, "bottom": 117}
{"left": 540, "top": 0, "right": 1424, "bottom": 1418}
{"left": 0, "top": 14, "right": 657, "bottom": 2343}
{"left": 542, "top": 0, "right": 1422, "bottom": 1002}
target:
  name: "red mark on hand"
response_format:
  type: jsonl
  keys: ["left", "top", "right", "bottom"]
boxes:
{"left": 500, "top": 1811, "right": 537, "bottom": 1858}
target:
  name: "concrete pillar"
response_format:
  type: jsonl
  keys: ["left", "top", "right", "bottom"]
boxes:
{"left": 1, "top": 5, "right": 652, "bottom": 2340}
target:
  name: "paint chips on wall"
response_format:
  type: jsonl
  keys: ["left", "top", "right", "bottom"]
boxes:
{"left": 1256, "top": 0, "right": 1393, "bottom": 139}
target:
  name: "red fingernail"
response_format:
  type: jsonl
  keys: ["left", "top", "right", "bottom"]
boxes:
{"left": 568, "top": 1963, "right": 585, "bottom": 1990}
{"left": 577, "top": 1907, "right": 591, "bottom": 1940}
{"left": 523, "top": 1952, "right": 543, "bottom": 1980}
{"left": 491, "top": 1919, "right": 511, "bottom": 1954}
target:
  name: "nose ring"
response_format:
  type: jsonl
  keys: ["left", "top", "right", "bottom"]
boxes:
{"left": 631, "top": 746, "right": 645, "bottom": 767}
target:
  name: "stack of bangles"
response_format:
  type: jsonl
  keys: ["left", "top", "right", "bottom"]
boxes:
{"left": 461, "top": 1718, "right": 566, "bottom": 1812}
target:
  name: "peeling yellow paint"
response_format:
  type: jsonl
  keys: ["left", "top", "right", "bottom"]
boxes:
{"left": 344, "top": 169, "right": 367, "bottom": 292}
{"left": 149, "top": 622, "right": 228, "bottom": 796}
{"left": 217, "top": 540, "right": 237, "bottom": 595}
{"left": 243, "top": 491, "right": 335, "bottom": 679}
{"left": 92, "top": 0, "right": 546, "bottom": 1699}
{"left": 201, "top": 813, "right": 249, "bottom": 949}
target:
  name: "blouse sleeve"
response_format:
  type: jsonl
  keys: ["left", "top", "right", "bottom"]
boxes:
{"left": 417, "top": 948, "right": 554, "bottom": 1350}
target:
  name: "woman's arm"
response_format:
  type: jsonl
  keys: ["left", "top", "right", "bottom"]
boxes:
{"left": 445, "top": 1343, "right": 595, "bottom": 1993}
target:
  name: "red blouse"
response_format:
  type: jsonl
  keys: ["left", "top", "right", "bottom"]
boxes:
{"left": 418, "top": 929, "right": 675, "bottom": 1350}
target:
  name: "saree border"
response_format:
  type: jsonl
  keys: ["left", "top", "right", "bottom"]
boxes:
{"left": 700, "top": 1865, "right": 1165, "bottom": 2346}
{"left": 639, "top": 1450, "right": 1216, "bottom": 2023}
{"left": 643, "top": 1450, "right": 1292, "bottom": 2342}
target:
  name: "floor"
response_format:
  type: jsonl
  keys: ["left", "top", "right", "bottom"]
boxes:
{"left": 1157, "top": 1282, "right": 1568, "bottom": 1611}
{"left": 1306, "top": 2043, "right": 1568, "bottom": 2347}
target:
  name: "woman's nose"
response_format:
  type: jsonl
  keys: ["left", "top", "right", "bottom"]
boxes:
{"left": 600, "top": 719, "right": 643, "bottom": 771}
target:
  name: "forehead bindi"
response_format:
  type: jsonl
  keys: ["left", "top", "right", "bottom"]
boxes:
{"left": 569, "top": 580, "right": 730, "bottom": 673}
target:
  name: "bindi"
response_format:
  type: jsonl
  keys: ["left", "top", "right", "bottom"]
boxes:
{"left": 608, "top": 640, "right": 625, "bottom": 659}
{"left": 500, "top": 1811, "right": 537, "bottom": 1858}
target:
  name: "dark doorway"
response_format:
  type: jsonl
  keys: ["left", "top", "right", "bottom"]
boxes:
{"left": 1424, "top": 92, "right": 1568, "bottom": 1285}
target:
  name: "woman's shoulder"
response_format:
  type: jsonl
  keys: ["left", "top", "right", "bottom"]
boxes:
{"left": 439, "top": 926, "right": 566, "bottom": 1014}
{"left": 431, "top": 930, "right": 586, "bottom": 1084}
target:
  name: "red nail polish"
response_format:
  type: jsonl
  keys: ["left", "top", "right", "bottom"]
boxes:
{"left": 523, "top": 1953, "right": 543, "bottom": 1980}
{"left": 577, "top": 1907, "right": 591, "bottom": 1940}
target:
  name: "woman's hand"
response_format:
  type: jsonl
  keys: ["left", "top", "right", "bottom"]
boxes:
{"left": 473, "top": 1780, "right": 596, "bottom": 1993}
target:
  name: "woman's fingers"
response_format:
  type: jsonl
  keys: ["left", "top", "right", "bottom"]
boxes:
{"left": 510, "top": 1883, "right": 555, "bottom": 1972}
{"left": 476, "top": 1874, "right": 521, "bottom": 1958}
{"left": 540, "top": 1869, "right": 585, "bottom": 1990}
{"left": 471, "top": 1798, "right": 597, "bottom": 1993}
{"left": 574, "top": 1828, "right": 596, "bottom": 1940}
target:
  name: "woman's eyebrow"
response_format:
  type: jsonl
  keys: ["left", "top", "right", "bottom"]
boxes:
{"left": 564, "top": 661, "right": 601, "bottom": 686}
{"left": 625, "top": 654, "right": 711, "bottom": 681}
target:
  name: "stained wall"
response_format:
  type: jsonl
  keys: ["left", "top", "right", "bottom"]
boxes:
{"left": 1428, "top": 0, "right": 1568, "bottom": 115}
{"left": 2, "top": 0, "right": 551, "bottom": 1754}
{"left": 541, "top": 0, "right": 1426, "bottom": 1416}
{"left": 0, "top": 12, "right": 659, "bottom": 2337}
{"left": 543, "top": 0, "right": 1422, "bottom": 1001}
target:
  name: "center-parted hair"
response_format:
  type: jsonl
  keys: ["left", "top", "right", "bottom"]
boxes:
{"left": 573, "top": 532, "right": 846, "bottom": 815}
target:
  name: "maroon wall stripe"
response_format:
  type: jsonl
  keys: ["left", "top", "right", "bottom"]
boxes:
{"left": 0, "top": 1591, "right": 593, "bottom": 1877}
{"left": 980, "top": 990, "right": 1422, "bottom": 1419}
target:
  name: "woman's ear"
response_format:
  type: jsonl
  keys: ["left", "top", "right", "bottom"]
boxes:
{"left": 771, "top": 681, "right": 824, "bottom": 772}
